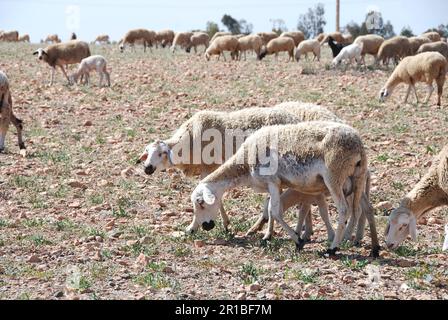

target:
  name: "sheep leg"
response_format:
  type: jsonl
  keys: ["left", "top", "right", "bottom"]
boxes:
{"left": 50, "top": 67, "right": 56, "bottom": 85}
{"left": 295, "top": 203, "right": 311, "bottom": 241}
{"left": 424, "top": 83, "right": 434, "bottom": 104}
{"left": 315, "top": 195, "right": 334, "bottom": 242}
{"left": 303, "top": 209, "right": 313, "bottom": 240}
{"left": 10, "top": 112, "right": 25, "bottom": 150}
{"left": 361, "top": 194, "right": 380, "bottom": 257}
{"left": 246, "top": 197, "right": 269, "bottom": 236}
{"left": 105, "top": 70, "right": 111, "bottom": 87}
{"left": 58, "top": 65, "right": 70, "bottom": 84}
{"left": 436, "top": 76, "right": 445, "bottom": 106}
{"left": 403, "top": 85, "right": 412, "bottom": 104}
{"left": 412, "top": 85, "right": 419, "bottom": 104}
{"left": 0, "top": 110, "right": 9, "bottom": 152}
{"left": 220, "top": 204, "right": 230, "bottom": 232}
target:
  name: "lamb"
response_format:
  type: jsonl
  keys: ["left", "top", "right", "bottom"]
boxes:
{"left": 280, "top": 31, "right": 305, "bottom": 47}
{"left": 189, "top": 121, "right": 371, "bottom": 256}
{"left": 408, "top": 36, "right": 431, "bottom": 55}
{"left": 294, "top": 39, "right": 321, "bottom": 62}
{"left": 33, "top": 40, "right": 91, "bottom": 85}
{"left": 417, "top": 41, "right": 448, "bottom": 59}
{"left": 353, "top": 34, "right": 384, "bottom": 64}
{"left": 187, "top": 32, "right": 210, "bottom": 53}
{"left": 70, "top": 55, "right": 110, "bottom": 87}
{"left": 259, "top": 37, "right": 295, "bottom": 62}
{"left": 0, "top": 71, "right": 26, "bottom": 153}
{"left": 119, "top": 29, "right": 156, "bottom": 52}
{"left": 93, "top": 34, "right": 110, "bottom": 45}
{"left": 332, "top": 42, "right": 363, "bottom": 66}
{"left": 377, "top": 36, "right": 411, "bottom": 66}
{"left": 385, "top": 145, "right": 448, "bottom": 250}
{"left": 137, "top": 102, "right": 343, "bottom": 231}
{"left": 155, "top": 29, "right": 175, "bottom": 48}
{"left": 236, "top": 34, "right": 263, "bottom": 60}
{"left": 257, "top": 32, "right": 278, "bottom": 45}
{"left": 18, "top": 34, "right": 30, "bottom": 42}
{"left": 210, "top": 32, "right": 232, "bottom": 43}
{"left": 421, "top": 31, "right": 441, "bottom": 42}
{"left": 171, "top": 32, "right": 193, "bottom": 53}
{"left": 0, "top": 30, "right": 19, "bottom": 42}
{"left": 45, "top": 34, "right": 61, "bottom": 43}
{"left": 379, "top": 51, "right": 447, "bottom": 106}
{"left": 205, "top": 35, "right": 239, "bottom": 61}
{"left": 327, "top": 36, "right": 347, "bottom": 58}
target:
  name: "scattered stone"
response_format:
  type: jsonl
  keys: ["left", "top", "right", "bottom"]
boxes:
{"left": 237, "top": 292, "right": 246, "bottom": 300}
{"left": 247, "top": 283, "right": 261, "bottom": 292}
{"left": 375, "top": 201, "right": 393, "bottom": 211}
{"left": 213, "top": 239, "right": 227, "bottom": 246}
{"left": 27, "top": 255, "right": 42, "bottom": 263}
{"left": 19, "top": 212, "right": 27, "bottom": 219}
{"left": 163, "top": 266, "right": 174, "bottom": 274}
{"left": 84, "top": 120, "right": 93, "bottom": 126}
{"left": 194, "top": 240, "right": 205, "bottom": 248}
{"left": 397, "top": 260, "right": 415, "bottom": 268}
{"left": 67, "top": 180, "right": 87, "bottom": 189}
{"left": 135, "top": 253, "right": 149, "bottom": 266}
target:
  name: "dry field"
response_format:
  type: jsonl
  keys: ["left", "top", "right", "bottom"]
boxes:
{"left": 0, "top": 42, "right": 447, "bottom": 300}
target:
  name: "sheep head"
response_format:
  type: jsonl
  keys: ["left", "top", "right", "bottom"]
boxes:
{"left": 385, "top": 206, "right": 417, "bottom": 250}
{"left": 188, "top": 183, "right": 221, "bottom": 233}
{"left": 33, "top": 48, "right": 48, "bottom": 62}
{"left": 137, "top": 141, "right": 173, "bottom": 175}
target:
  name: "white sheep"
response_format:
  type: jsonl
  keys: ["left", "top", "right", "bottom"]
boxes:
{"left": 70, "top": 55, "right": 110, "bottom": 87}
{"left": 385, "top": 145, "right": 448, "bottom": 250}
{"left": 377, "top": 36, "right": 411, "bottom": 66}
{"left": 294, "top": 39, "right": 321, "bottom": 62}
{"left": 0, "top": 30, "right": 19, "bottom": 42}
{"left": 189, "top": 121, "right": 370, "bottom": 256}
{"left": 0, "top": 71, "right": 26, "bottom": 152}
{"left": 33, "top": 40, "right": 91, "bottom": 85}
{"left": 119, "top": 29, "right": 156, "bottom": 52}
{"left": 236, "top": 34, "right": 263, "bottom": 60}
{"left": 205, "top": 35, "right": 239, "bottom": 61}
{"left": 417, "top": 41, "right": 448, "bottom": 59}
{"left": 379, "top": 51, "right": 447, "bottom": 106}
{"left": 171, "top": 32, "right": 193, "bottom": 53}
{"left": 332, "top": 42, "right": 363, "bottom": 66}
{"left": 259, "top": 37, "right": 295, "bottom": 62}
{"left": 354, "top": 34, "right": 384, "bottom": 64}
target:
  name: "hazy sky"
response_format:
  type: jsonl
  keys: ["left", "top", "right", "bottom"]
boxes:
{"left": 1, "top": 0, "right": 447, "bottom": 42}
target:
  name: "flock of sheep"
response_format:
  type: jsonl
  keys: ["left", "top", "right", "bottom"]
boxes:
{"left": 1, "top": 26, "right": 448, "bottom": 260}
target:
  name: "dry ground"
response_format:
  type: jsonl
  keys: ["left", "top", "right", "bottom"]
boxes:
{"left": 0, "top": 42, "right": 447, "bottom": 300}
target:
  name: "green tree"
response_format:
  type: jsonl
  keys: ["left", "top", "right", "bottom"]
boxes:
{"left": 239, "top": 19, "right": 253, "bottom": 35}
{"left": 297, "top": 3, "right": 326, "bottom": 39}
{"left": 206, "top": 21, "right": 220, "bottom": 39}
{"left": 400, "top": 26, "right": 414, "bottom": 37}
{"left": 378, "top": 20, "right": 396, "bottom": 39}
{"left": 270, "top": 19, "right": 288, "bottom": 35}
{"left": 221, "top": 14, "right": 241, "bottom": 34}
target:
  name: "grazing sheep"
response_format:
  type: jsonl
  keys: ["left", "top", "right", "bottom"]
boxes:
{"left": 320, "top": 32, "right": 345, "bottom": 45}
{"left": 421, "top": 31, "right": 441, "bottom": 42}
{"left": 327, "top": 36, "right": 347, "bottom": 58}
{"left": 189, "top": 121, "right": 370, "bottom": 256}
{"left": 205, "top": 35, "right": 239, "bottom": 61}
{"left": 210, "top": 32, "right": 232, "bottom": 43}
{"left": 236, "top": 34, "right": 263, "bottom": 60}
{"left": 45, "top": 34, "right": 61, "bottom": 43}
{"left": 171, "top": 32, "right": 193, "bottom": 53}
{"left": 377, "top": 36, "right": 411, "bottom": 66}
{"left": 280, "top": 31, "right": 305, "bottom": 47}
{"left": 33, "top": 40, "right": 91, "bottom": 85}
{"left": 294, "top": 39, "right": 321, "bottom": 62}
{"left": 332, "top": 42, "right": 363, "bottom": 66}
{"left": 354, "top": 34, "right": 384, "bottom": 64}
{"left": 408, "top": 36, "right": 431, "bottom": 55}
{"left": 187, "top": 32, "right": 210, "bottom": 53}
{"left": 385, "top": 145, "right": 448, "bottom": 250}
{"left": 119, "top": 29, "right": 156, "bottom": 52}
{"left": 137, "top": 102, "right": 343, "bottom": 231}
{"left": 0, "top": 30, "right": 19, "bottom": 42}
{"left": 257, "top": 32, "right": 278, "bottom": 45}
{"left": 316, "top": 33, "right": 326, "bottom": 42}
{"left": 155, "top": 29, "right": 175, "bottom": 48}
{"left": 70, "top": 55, "right": 110, "bottom": 87}
{"left": 342, "top": 34, "right": 354, "bottom": 44}
{"left": 259, "top": 37, "right": 295, "bottom": 62}
{"left": 71, "top": 32, "right": 77, "bottom": 40}
{"left": 93, "top": 34, "right": 110, "bottom": 45}
{"left": 417, "top": 41, "right": 448, "bottom": 59}
{"left": 18, "top": 34, "right": 30, "bottom": 43}
{"left": 0, "top": 71, "right": 26, "bottom": 152}
{"left": 379, "top": 51, "right": 447, "bottom": 106}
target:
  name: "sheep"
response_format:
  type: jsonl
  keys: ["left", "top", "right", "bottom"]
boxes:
{"left": 171, "top": 32, "right": 193, "bottom": 53}
{"left": 352, "top": 34, "right": 384, "bottom": 65}
{"left": 137, "top": 102, "right": 343, "bottom": 231}
{"left": 205, "top": 35, "right": 239, "bottom": 61}
{"left": 189, "top": 121, "right": 371, "bottom": 256}
{"left": 0, "top": 71, "right": 26, "bottom": 153}
{"left": 379, "top": 51, "right": 447, "bottom": 106}
{"left": 236, "top": 34, "right": 263, "bottom": 60}
{"left": 259, "top": 37, "right": 295, "bottom": 62}
{"left": 443, "top": 224, "right": 448, "bottom": 251}
{"left": 316, "top": 33, "right": 326, "bottom": 43}
{"left": 377, "top": 36, "right": 411, "bottom": 66}
{"left": 320, "top": 32, "right": 345, "bottom": 45}
{"left": 93, "top": 34, "right": 110, "bottom": 45}
{"left": 417, "top": 41, "right": 448, "bottom": 59}
{"left": 279, "top": 31, "right": 305, "bottom": 47}
{"left": 294, "top": 39, "right": 321, "bottom": 62}
{"left": 210, "top": 32, "right": 232, "bottom": 43}
{"left": 0, "top": 30, "right": 19, "bottom": 42}
{"left": 385, "top": 145, "right": 448, "bottom": 250}
{"left": 332, "top": 42, "right": 363, "bottom": 66}
{"left": 33, "top": 40, "right": 91, "bottom": 85}
{"left": 71, "top": 32, "right": 77, "bottom": 40}
{"left": 257, "top": 32, "right": 278, "bottom": 45}
{"left": 408, "top": 36, "right": 431, "bottom": 55}
{"left": 155, "top": 29, "right": 175, "bottom": 48}
{"left": 421, "top": 31, "right": 441, "bottom": 42}
{"left": 18, "top": 34, "right": 30, "bottom": 43}
{"left": 45, "top": 34, "right": 61, "bottom": 43}
{"left": 187, "top": 32, "right": 210, "bottom": 53}
{"left": 327, "top": 36, "right": 347, "bottom": 58}
{"left": 70, "top": 55, "right": 110, "bottom": 87}
{"left": 119, "top": 29, "right": 156, "bottom": 52}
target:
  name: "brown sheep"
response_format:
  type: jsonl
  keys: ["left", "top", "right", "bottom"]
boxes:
{"left": 188, "top": 32, "right": 210, "bottom": 53}
{"left": 421, "top": 31, "right": 441, "bottom": 42}
{"left": 119, "top": 29, "right": 156, "bottom": 52}
{"left": 408, "top": 36, "right": 432, "bottom": 55}
{"left": 354, "top": 34, "right": 384, "bottom": 64}
{"left": 280, "top": 31, "right": 305, "bottom": 46}
{"left": 205, "top": 35, "right": 239, "bottom": 61}
{"left": 259, "top": 37, "right": 295, "bottom": 62}
{"left": 0, "top": 30, "right": 19, "bottom": 42}
{"left": 417, "top": 41, "right": 448, "bottom": 59}
{"left": 171, "top": 32, "right": 193, "bottom": 53}
{"left": 257, "top": 32, "right": 278, "bottom": 45}
{"left": 155, "top": 29, "right": 175, "bottom": 48}
{"left": 45, "top": 34, "right": 61, "bottom": 43}
{"left": 236, "top": 34, "right": 263, "bottom": 60}
{"left": 377, "top": 36, "right": 411, "bottom": 65}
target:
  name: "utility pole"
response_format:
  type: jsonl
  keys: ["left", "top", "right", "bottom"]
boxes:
{"left": 336, "top": 0, "right": 340, "bottom": 32}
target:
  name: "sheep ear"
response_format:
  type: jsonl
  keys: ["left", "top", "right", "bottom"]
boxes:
{"left": 409, "top": 215, "right": 417, "bottom": 241}
{"left": 203, "top": 187, "right": 216, "bottom": 205}
{"left": 42, "top": 50, "right": 48, "bottom": 56}
{"left": 32, "top": 50, "right": 39, "bottom": 55}
{"left": 136, "top": 151, "right": 148, "bottom": 164}
{"left": 384, "top": 222, "right": 390, "bottom": 236}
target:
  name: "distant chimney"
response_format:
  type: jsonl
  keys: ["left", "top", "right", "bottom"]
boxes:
{"left": 336, "top": 0, "right": 340, "bottom": 32}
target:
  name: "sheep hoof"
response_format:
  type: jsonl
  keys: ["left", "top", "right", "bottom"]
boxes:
{"left": 295, "top": 238, "right": 306, "bottom": 251}
{"left": 325, "top": 248, "right": 338, "bottom": 256}
{"left": 353, "top": 240, "right": 362, "bottom": 247}
{"left": 371, "top": 246, "right": 381, "bottom": 258}
{"left": 0, "top": 148, "right": 4, "bottom": 154}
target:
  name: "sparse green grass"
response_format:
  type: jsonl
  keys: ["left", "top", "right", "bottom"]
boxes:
{"left": 238, "top": 262, "right": 260, "bottom": 285}
{"left": 28, "top": 234, "right": 52, "bottom": 246}
{"left": 395, "top": 245, "right": 418, "bottom": 257}
{"left": 341, "top": 257, "right": 369, "bottom": 271}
